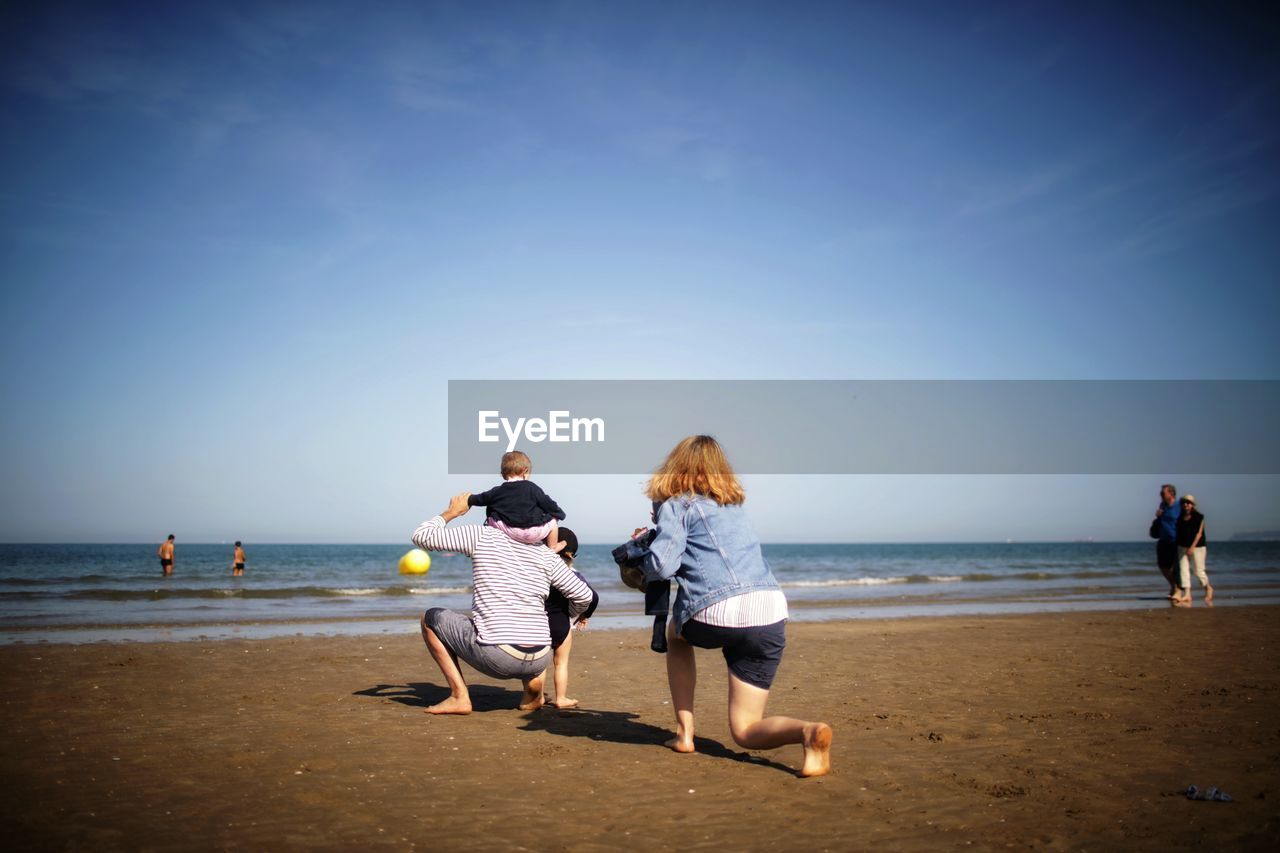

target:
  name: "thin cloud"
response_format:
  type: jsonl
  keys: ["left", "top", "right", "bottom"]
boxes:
{"left": 957, "top": 161, "right": 1079, "bottom": 217}
{"left": 1112, "top": 172, "right": 1280, "bottom": 260}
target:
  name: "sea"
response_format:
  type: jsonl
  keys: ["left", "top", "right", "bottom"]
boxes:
{"left": 2, "top": 541, "right": 1278, "bottom": 644}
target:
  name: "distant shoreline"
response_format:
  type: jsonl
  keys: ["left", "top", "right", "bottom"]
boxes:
{"left": 5, "top": 595, "right": 1277, "bottom": 646}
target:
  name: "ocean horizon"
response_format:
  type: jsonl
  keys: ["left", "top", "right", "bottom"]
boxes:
{"left": 3, "top": 540, "right": 1279, "bottom": 644}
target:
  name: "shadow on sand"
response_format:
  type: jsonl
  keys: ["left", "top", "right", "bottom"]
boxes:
{"left": 353, "top": 686, "right": 796, "bottom": 773}
{"left": 517, "top": 706, "right": 796, "bottom": 775}
{"left": 353, "top": 682, "right": 525, "bottom": 712}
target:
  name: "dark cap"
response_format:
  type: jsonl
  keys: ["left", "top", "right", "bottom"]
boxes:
{"left": 557, "top": 526, "right": 579, "bottom": 560}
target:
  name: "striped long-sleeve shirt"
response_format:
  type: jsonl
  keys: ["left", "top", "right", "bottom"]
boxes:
{"left": 412, "top": 516, "right": 595, "bottom": 645}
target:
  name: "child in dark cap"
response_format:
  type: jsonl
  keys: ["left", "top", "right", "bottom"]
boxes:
{"left": 544, "top": 527, "right": 598, "bottom": 708}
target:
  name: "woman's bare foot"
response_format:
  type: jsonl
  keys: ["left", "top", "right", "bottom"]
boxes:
{"left": 1205, "top": 585, "right": 1214, "bottom": 604}
{"left": 665, "top": 735, "right": 695, "bottom": 753}
{"left": 1171, "top": 596, "right": 1192, "bottom": 608}
{"left": 799, "top": 722, "right": 833, "bottom": 777}
{"left": 549, "top": 697, "right": 579, "bottom": 709}
{"left": 426, "top": 696, "right": 472, "bottom": 715}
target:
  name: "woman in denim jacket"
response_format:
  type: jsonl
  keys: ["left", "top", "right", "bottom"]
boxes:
{"left": 634, "top": 435, "right": 832, "bottom": 777}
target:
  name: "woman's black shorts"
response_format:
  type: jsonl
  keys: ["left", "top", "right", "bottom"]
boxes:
{"left": 679, "top": 618, "right": 786, "bottom": 690}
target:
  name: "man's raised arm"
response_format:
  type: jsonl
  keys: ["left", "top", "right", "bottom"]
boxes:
{"left": 411, "top": 492, "right": 481, "bottom": 555}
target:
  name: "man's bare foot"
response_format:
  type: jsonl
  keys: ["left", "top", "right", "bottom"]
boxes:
{"left": 1172, "top": 596, "right": 1192, "bottom": 608}
{"left": 426, "top": 696, "right": 472, "bottom": 715}
{"left": 551, "top": 540, "right": 567, "bottom": 553}
{"left": 665, "top": 735, "right": 695, "bottom": 753}
{"left": 549, "top": 697, "right": 579, "bottom": 709}
{"left": 799, "top": 722, "right": 833, "bottom": 777}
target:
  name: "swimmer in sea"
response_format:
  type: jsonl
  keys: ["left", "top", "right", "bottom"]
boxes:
{"left": 232, "top": 541, "right": 246, "bottom": 576}
{"left": 158, "top": 534, "right": 175, "bottom": 577}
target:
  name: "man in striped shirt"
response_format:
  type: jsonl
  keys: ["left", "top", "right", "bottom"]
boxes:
{"left": 413, "top": 492, "right": 595, "bottom": 715}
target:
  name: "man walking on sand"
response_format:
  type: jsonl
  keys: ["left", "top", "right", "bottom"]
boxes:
{"left": 158, "top": 534, "right": 175, "bottom": 577}
{"left": 1153, "top": 485, "right": 1179, "bottom": 599}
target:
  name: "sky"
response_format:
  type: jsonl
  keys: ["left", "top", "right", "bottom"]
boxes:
{"left": 1, "top": 0, "right": 1278, "bottom": 543}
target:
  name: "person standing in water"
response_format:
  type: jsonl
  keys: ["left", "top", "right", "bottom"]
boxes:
{"left": 157, "top": 534, "right": 175, "bottom": 577}
{"left": 232, "top": 541, "right": 246, "bottom": 576}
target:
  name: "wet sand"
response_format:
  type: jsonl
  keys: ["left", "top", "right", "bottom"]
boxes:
{"left": 2, "top": 607, "right": 1277, "bottom": 850}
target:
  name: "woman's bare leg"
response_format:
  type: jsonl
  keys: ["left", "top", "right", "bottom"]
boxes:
{"left": 726, "top": 672, "right": 832, "bottom": 777}
{"left": 420, "top": 614, "right": 472, "bottom": 715}
{"left": 665, "top": 621, "right": 696, "bottom": 752}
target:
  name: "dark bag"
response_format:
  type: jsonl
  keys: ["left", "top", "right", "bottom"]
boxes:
{"left": 612, "top": 526, "right": 669, "bottom": 653}
{"left": 1148, "top": 517, "right": 1162, "bottom": 539}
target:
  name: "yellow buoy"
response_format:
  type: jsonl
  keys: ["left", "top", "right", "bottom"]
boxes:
{"left": 399, "top": 549, "right": 431, "bottom": 575}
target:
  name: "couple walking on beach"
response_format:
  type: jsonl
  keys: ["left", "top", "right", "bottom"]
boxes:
{"left": 411, "top": 434, "right": 833, "bottom": 778}
{"left": 1152, "top": 484, "right": 1212, "bottom": 607}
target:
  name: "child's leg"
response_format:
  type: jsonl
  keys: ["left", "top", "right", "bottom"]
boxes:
{"left": 546, "top": 520, "right": 565, "bottom": 553}
{"left": 489, "top": 518, "right": 556, "bottom": 545}
{"left": 550, "top": 632, "right": 577, "bottom": 708}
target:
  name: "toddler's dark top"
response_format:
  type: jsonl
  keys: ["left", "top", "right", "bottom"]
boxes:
{"left": 468, "top": 479, "right": 566, "bottom": 528}
{"left": 1176, "top": 510, "right": 1208, "bottom": 549}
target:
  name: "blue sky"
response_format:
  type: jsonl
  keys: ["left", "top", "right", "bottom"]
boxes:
{"left": 2, "top": 0, "right": 1278, "bottom": 543}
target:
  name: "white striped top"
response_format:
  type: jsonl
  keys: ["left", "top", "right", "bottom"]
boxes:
{"left": 692, "top": 589, "right": 789, "bottom": 628}
{"left": 412, "top": 516, "right": 595, "bottom": 645}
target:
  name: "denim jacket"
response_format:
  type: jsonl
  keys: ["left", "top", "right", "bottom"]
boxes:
{"left": 635, "top": 495, "right": 780, "bottom": 630}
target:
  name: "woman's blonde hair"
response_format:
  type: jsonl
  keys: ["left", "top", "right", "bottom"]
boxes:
{"left": 644, "top": 435, "right": 745, "bottom": 506}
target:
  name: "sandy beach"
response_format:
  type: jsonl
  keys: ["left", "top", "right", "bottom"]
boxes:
{"left": 2, "top": 607, "right": 1277, "bottom": 851}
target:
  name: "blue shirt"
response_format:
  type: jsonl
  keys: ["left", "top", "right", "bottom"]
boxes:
{"left": 1157, "top": 500, "right": 1179, "bottom": 543}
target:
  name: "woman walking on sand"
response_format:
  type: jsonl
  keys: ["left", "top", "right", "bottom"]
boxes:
{"left": 623, "top": 435, "right": 832, "bottom": 777}
{"left": 1173, "top": 494, "right": 1213, "bottom": 607}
